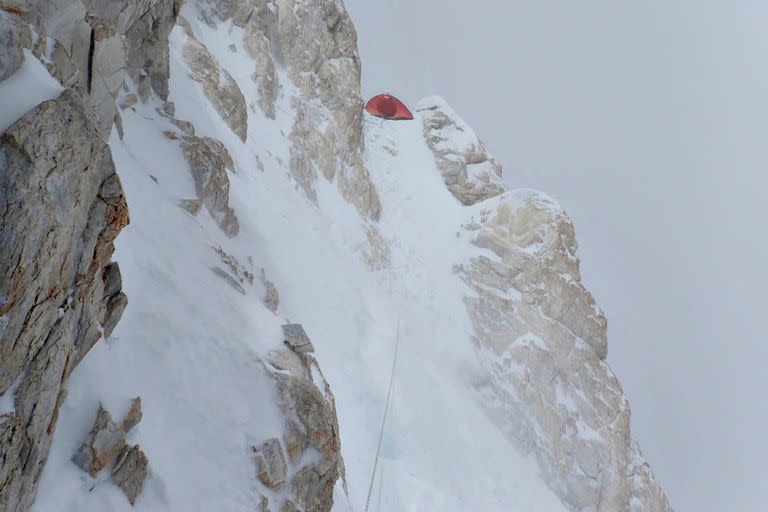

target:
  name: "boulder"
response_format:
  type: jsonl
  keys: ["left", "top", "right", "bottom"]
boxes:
{"left": 111, "top": 444, "right": 149, "bottom": 505}
{"left": 72, "top": 406, "right": 127, "bottom": 477}
{"left": 281, "top": 324, "right": 314, "bottom": 354}
{"left": 416, "top": 96, "right": 505, "bottom": 206}
{"left": 191, "top": 0, "right": 381, "bottom": 220}
{"left": 260, "top": 270, "right": 280, "bottom": 313}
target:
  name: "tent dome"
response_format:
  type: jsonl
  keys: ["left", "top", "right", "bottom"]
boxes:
{"left": 364, "top": 94, "right": 414, "bottom": 120}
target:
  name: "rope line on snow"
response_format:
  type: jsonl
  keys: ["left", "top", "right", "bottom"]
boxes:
{"left": 364, "top": 318, "right": 401, "bottom": 512}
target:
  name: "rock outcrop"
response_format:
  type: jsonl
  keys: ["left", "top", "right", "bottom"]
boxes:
{"left": 0, "top": 89, "right": 129, "bottom": 511}
{"left": 459, "top": 190, "right": 671, "bottom": 512}
{"left": 188, "top": 0, "right": 382, "bottom": 221}
{"left": 177, "top": 15, "right": 248, "bottom": 141}
{"left": 72, "top": 399, "right": 147, "bottom": 505}
{"left": 111, "top": 444, "right": 149, "bottom": 505}
{"left": 180, "top": 135, "right": 240, "bottom": 237}
{"left": 0, "top": 10, "right": 26, "bottom": 81}
{"left": 4, "top": 0, "right": 181, "bottom": 135}
{"left": 257, "top": 324, "right": 345, "bottom": 512}
{"left": 417, "top": 96, "right": 505, "bottom": 206}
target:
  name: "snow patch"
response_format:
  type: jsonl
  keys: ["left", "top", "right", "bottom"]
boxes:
{"left": 0, "top": 50, "right": 63, "bottom": 133}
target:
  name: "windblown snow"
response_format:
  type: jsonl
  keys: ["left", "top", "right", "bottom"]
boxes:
{"left": 1, "top": 1, "right": 667, "bottom": 511}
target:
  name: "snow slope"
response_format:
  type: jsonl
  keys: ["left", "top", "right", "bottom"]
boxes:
{"left": 26, "top": 4, "right": 569, "bottom": 511}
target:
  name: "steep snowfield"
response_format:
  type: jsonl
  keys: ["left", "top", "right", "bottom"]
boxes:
{"left": 28, "top": 5, "right": 568, "bottom": 511}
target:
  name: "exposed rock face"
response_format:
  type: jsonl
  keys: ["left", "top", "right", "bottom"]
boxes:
{"left": 281, "top": 324, "right": 314, "bottom": 354}
{"left": 0, "top": 89, "right": 129, "bottom": 511}
{"left": 72, "top": 405, "right": 127, "bottom": 477}
{"left": 5, "top": 0, "right": 181, "bottom": 135}
{"left": 459, "top": 191, "right": 671, "bottom": 512}
{"left": 0, "top": 10, "right": 27, "bottom": 81}
{"left": 259, "top": 324, "right": 345, "bottom": 512}
{"left": 254, "top": 438, "right": 288, "bottom": 489}
{"left": 417, "top": 96, "right": 505, "bottom": 206}
{"left": 177, "top": 15, "right": 248, "bottom": 141}
{"left": 188, "top": 0, "right": 382, "bottom": 221}
{"left": 111, "top": 444, "right": 149, "bottom": 505}
{"left": 180, "top": 135, "right": 240, "bottom": 237}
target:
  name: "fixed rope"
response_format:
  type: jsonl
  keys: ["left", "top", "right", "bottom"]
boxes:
{"left": 363, "top": 318, "right": 401, "bottom": 512}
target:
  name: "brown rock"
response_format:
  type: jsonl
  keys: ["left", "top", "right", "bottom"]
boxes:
{"left": 121, "top": 397, "right": 142, "bottom": 433}
{"left": 72, "top": 406, "right": 127, "bottom": 477}
{"left": 178, "top": 198, "right": 203, "bottom": 215}
{"left": 253, "top": 438, "right": 287, "bottom": 489}
{"left": 281, "top": 324, "right": 314, "bottom": 354}
{"left": 111, "top": 444, "right": 148, "bottom": 505}
{"left": 180, "top": 135, "right": 239, "bottom": 237}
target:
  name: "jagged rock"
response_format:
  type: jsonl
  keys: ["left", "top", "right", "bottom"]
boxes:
{"left": 119, "top": 93, "right": 139, "bottom": 110}
{"left": 72, "top": 405, "right": 127, "bottom": 477}
{"left": 180, "top": 135, "right": 240, "bottom": 237}
{"left": 417, "top": 96, "right": 505, "bottom": 206}
{"left": 124, "top": 0, "right": 183, "bottom": 101}
{"left": 102, "top": 262, "right": 128, "bottom": 339}
{"left": 178, "top": 198, "right": 203, "bottom": 215}
{"left": 281, "top": 324, "right": 314, "bottom": 354}
{"left": 171, "top": 117, "right": 196, "bottom": 136}
{"left": 260, "top": 270, "right": 280, "bottom": 313}
{"left": 121, "top": 397, "right": 142, "bottom": 433}
{"left": 459, "top": 190, "right": 670, "bottom": 512}
{"left": 6, "top": 0, "right": 180, "bottom": 135}
{"left": 177, "top": 16, "right": 248, "bottom": 142}
{"left": 72, "top": 398, "right": 144, "bottom": 489}
{"left": 279, "top": 0, "right": 381, "bottom": 221}
{"left": 102, "top": 291, "right": 128, "bottom": 338}
{"left": 111, "top": 444, "right": 148, "bottom": 505}
{"left": 260, "top": 324, "right": 345, "bottom": 512}
{"left": 201, "top": 0, "right": 279, "bottom": 119}
{"left": 253, "top": 438, "right": 287, "bottom": 489}
{"left": 0, "top": 10, "right": 26, "bottom": 82}
{"left": 0, "top": 89, "right": 128, "bottom": 511}
{"left": 190, "top": 0, "right": 380, "bottom": 219}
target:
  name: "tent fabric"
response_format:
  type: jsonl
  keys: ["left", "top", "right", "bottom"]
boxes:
{"left": 364, "top": 94, "right": 414, "bottom": 120}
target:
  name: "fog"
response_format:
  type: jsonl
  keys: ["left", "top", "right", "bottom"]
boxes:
{"left": 344, "top": 1, "right": 768, "bottom": 510}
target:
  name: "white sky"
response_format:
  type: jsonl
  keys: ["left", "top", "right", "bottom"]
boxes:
{"left": 345, "top": 1, "right": 768, "bottom": 510}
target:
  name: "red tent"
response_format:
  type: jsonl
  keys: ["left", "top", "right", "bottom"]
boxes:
{"left": 364, "top": 94, "right": 414, "bottom": 120}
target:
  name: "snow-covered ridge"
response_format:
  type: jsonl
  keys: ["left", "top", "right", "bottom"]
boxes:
{"left": 0, "top": 0, "right": 671, "bottom": 511}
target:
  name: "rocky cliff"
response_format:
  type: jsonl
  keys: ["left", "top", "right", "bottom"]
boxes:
{"left": 0, "top": 1, "right": 671, "bottom": 511}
